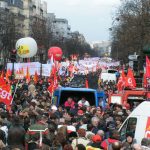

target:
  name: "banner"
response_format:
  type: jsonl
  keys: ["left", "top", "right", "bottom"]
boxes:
{"left": 7, "top": 57, "right": 120, "bottom": 76}
{"left": 42, "top": 64, "right": 52, "bottom": 77}
{"left": 0, "top": 84, "right": 12, "bottom": 108}
{"left": 145, "top": 117, "right": 150, "bottom": 138}
{"left": 7, "top": 62, "right": 41, "bottom": 76}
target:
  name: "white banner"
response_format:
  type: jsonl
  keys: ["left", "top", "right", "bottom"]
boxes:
{"left": 7, "top": 57, "right": 120, "bottom": 77}
{"left": 42, "top": 64, "right": 52, "bottom": 77}
{"left": 7, "top": 62, "right": 41, "bottom": 76}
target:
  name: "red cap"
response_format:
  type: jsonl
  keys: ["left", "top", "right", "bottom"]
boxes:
{"left": 92, "top": 135, "right": 102, "bottom": 143}
{"left": 77, "top": 110, "right": 84, "bottom": 116}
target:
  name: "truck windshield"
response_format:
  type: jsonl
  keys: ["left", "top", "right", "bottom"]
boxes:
{"left": 107, "top": 70, "right": 117, "bottom": 74}
{"left": 59, "top": 90, "right": 95, "bottom": 106}
{"left": 120, "top": 117, "right": 137, "bottom": 141}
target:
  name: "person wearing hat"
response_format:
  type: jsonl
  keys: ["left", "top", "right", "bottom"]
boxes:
{"left": 71, "top": 129, "right": 90, "bottom": 150}
{"left": 101, "top": 130, "right": 120, "bottom": 150}
{"left": 86, "top": 134, "right": 102, "bottom": 150}
{"left": 122, "top": 132, "right": 136, "bottom": 150}
{"left": 51, "top": 105, "right": 60, "bottom": 119}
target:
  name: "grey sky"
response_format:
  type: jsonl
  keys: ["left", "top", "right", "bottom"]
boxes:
{"left": 44, "top": 0, "right": 121, "bottom": 42}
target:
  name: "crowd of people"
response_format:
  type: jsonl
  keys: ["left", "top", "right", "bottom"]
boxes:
{"left": 0, "top": 64, "right": 148, "bottom": 150}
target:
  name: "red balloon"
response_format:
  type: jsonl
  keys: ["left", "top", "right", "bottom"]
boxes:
{"left": 48, "top": 47, "right": 63, "bottom": 61}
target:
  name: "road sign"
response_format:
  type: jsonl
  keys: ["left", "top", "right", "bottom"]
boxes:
{"left": 128, "top": 55, "right": 139, "bottom": 61}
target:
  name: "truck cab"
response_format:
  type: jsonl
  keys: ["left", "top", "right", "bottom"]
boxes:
{"left": 119, "top": 101, "right": 150, "bottom": 144}
{"left": 53, "top": 87, "right": 106, "bottom": 108}
{"left": 108, "top": 89, "right": 146, "bottom": 108}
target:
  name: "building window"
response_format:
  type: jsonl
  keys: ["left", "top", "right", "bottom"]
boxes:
{"left": 10, "top": 0, "right": 15, "bottom": 4}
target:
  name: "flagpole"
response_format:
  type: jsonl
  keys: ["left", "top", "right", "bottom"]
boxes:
{"left": 10, "top": 80, "right": 19, "bottom": 105}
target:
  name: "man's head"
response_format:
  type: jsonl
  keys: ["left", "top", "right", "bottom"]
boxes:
{"left": 91, "top": 117, "right": 100, "bottom": 127}
{"left": 81, "top": 97, "right": 86, "bottom": 102}
{"left": 67, "top": 97, "right": 73, "bottom": 103}
{"left": 112, "top": 141, "right": 122, "bottom": 150}
{"left": 51, "top": 105, "right": 58, "bottom": 113}
{"left": 97, "top": 130, "right": 104, "bottom": 139}
{"left": 77, "top": 129, "right": 86, "bottom": 137}
{"left": 109, "top": 130, "right": 120, "bottom": 140}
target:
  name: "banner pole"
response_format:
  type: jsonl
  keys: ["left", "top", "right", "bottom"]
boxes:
{"left": 10, "top": 80, "right": 19, "bottom": 105}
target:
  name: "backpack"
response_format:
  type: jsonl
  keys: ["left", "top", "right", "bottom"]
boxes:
{"left": 105, "top": 139, "right": 113, "bottom": 150}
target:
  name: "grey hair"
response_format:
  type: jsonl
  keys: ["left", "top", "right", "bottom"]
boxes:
{"left": 91, "top": 116, "right": 100, "bottom": 123}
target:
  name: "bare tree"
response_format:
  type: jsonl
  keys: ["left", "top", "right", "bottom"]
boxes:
{"left": 111, "top": 0, "right": 150, "bottom": 66}
{"left": 0, "top": 8, "right": 16, "bottom": 68}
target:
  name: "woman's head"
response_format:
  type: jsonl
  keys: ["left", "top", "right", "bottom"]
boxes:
{"left": 126, "top": 133, "right": 134, "bottom": 144}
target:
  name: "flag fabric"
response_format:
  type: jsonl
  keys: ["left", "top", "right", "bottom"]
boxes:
{"left": 7, "top": 69, "right": 12, "bottom": 76}
{"left": 70, "top": 54, "right": 78, "bottom": 60}
{"left": 117, "top": 70, "right": 126, "bottom": 92}
{"left": 0, "top": 83, "right": 12, "bottom": 110}
{"left": 146, "top": 56, "right": 150, "bottom": 78}
{"left": 143, "top": 73, "right": 148, "bottom": 88}
{"left": 126, "top": 68, "right": 136, "bottom": 88}
{"left": 0, "top": 75, "right": 6, "bottom": 86}
{"left": 48, "top": 61, "right": 58, "bottom": 95}
{"left": 33, "top": 71, "right": 38, "bottom": 84}
{"left": 26, "top": 67, "right": 30, "bottom": 83}
{"left": 0, "top": 71, "right": 4, "bottom": 78}
{"left": 5, "top": 70, "right": 10, "bottom": 82}
{"left": 85, "top": 78, "right": 89, "bottom": 88}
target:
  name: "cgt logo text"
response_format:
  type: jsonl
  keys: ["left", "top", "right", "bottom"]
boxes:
{"left": 0, "top": 88, "right": 11, "bottom": 100}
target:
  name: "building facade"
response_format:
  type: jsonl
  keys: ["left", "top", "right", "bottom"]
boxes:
{"left": 91, "top": 41, "right": 112, "bottom": 57}
{"left": 0, "top": 0, "right": 25, "bottom": 66}
{"left": 53, "top": 18, "right": 71, "bottom": 40}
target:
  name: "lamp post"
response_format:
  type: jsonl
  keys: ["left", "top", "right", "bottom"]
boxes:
{"left": 109, "top": 18, "right": 120, "bottom": 60}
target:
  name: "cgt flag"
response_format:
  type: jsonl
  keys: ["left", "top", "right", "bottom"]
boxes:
{"left": 117, "top": 70, "right": 126, "bottom": 92}
{"left": 0, "top": 84, "right": 12, "bottom": 110}
{"left": 126, "top": 68, "right": 136, "bottom": 89}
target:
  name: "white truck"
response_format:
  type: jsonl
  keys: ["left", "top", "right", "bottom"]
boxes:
{"left": 100, "top": 69, "right": 118, "bottom": 83}
{"left": 119, "top": 101, "right": 150, "bottom": 144}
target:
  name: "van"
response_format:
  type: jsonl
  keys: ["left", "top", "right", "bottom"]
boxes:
{"left": 119, "top": 101, "right": 150, "bottom": 144}
{"left": 53, "top": 87, "right": 106, "bottom": 108}
{"left": 101, "top": 69, "right": 118, "bottom": 83}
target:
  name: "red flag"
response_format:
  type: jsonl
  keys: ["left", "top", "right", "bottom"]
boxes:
{"left": 0, "top": 71, "right": 4, "bottom": 78}
{"left": 0, "top": 83, "right": 12, "bottom": 110}
{"left": 33, "top": 71, "right": 38, "bottom": 84}
{"left": 126, "top": 68, "right": 136, "bottom": 88}
{"left": 146, "top": 56, "right": 150, "bottom": 78}
{"left": 48, "top": 62, "right": 58, "bottom": 95}
{"left": 5, "top": 70, "right": 9, "bottom": 83}
{"left": 85, "top": 78, "right": 89, "bottom": 88}
{"left": 117, "top": 70, "right": 126, "bottom": 92}
{"left": 143, "top": 73, "right": 148, "bottom": 88}
{"left": 0, "top": 75, "right": 6, "bottom": 86}
{"left": 7, "top": 69, "right": 12, "bottom": 76}
{"left": 26, "top": 67, "right": 30, "bottom": 83}
{"left": 48, "top": 82, "right": 54, "bottom": 94}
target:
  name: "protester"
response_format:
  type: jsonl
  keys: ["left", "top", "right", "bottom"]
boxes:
{"left": 71, "top": 129, "right": 90, "bottom": 150}
{"left": 78, "top": 97, "right": 90, "bottom": 107}
{"left": 0, "top": 64, "right": 147, "bottom": 150}
{"left": 64, "top": 97, "right": 75, "bottom": 109}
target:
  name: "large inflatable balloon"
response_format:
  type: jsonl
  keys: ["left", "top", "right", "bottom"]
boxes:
{"left": 48, "top": 47, "right": 63, "bottom": 61}
{"left": 16, "top": 37, "right": 37, "bottom": 58}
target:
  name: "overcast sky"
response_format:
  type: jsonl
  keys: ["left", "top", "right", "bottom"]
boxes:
{"left": 44, "top": 0, "right": 121, "bottom": 42}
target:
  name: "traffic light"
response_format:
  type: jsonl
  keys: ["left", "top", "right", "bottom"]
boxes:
{"left": 10, "top": 49, "right": 16, "bottom": 63}
{"left": 133, "top": 61, "right": 138, "bottom": 72}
